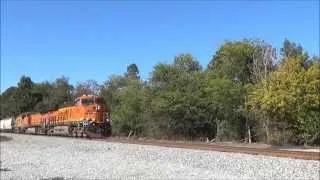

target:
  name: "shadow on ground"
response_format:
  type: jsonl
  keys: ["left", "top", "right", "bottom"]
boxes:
{"left": 0, "top": 135, "right": 13, "bottom": 142}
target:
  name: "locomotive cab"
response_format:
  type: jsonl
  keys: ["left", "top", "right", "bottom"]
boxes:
{"left": 75, "top": 95, "right": 111, "bottom": 124}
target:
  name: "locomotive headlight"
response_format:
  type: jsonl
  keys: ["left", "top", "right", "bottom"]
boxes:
{"left": 97, "top": 105, "right": 101, "bottom": 110}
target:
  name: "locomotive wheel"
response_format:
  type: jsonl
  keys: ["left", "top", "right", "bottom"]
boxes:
{"left": 72, "top": 131, "right": 78, "bottom": 137}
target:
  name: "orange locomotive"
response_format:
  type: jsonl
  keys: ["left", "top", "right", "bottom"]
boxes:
{"left": 14, "top": 95, "right": 112, "bottom": 137}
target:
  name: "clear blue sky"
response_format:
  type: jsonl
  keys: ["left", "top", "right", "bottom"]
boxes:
{"left": 1, "top": 1, "right": 319, "bottom": 92}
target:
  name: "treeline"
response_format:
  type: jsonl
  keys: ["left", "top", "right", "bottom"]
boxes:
{"left": 0, "top": 77, "right": 101, "bottom": 116}
{"left": 1, "top": 39, "right": 319, "bottom": 145}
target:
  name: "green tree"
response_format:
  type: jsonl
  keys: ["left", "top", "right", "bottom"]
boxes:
{"left": 280, "top": 38, "right": 309, "bottom": 62}
{"left": 101, "top": 63, "right": 147, "bottom": 137}
{"left": 112, "top": 79, "right": 147, "bottom": 137}
{"left": 173, "top": 53, "right": 202, "bottom": 72}
{"left": 33, "top": 81, "right": 53, "bottom": 113}
{"left": 208, "top": 40, "right": 255, "bottom": 84}
{"left": 149, "top": 54, "right": 216, "bottom": 140}
{"left": 100, "top": 75, "right": 128, "bottom": 110}
{"left": 74, "top": 79, "right": 101, "bottom": 97}
{"left": 206, "top": 40, "right": 258, "bottom": 142}
{"left": 204, "top": 75, "right": 245, "bottom": 141}
{"left": 15, "top": 76, "right": 39, "bottom": 113}
{"left": 0, "top": 87, "right": 19, "bottom": 118}
{"left": 50, "top": 76, "right": 74, "bottom": 109}
{"left": 125, "top": 63, "right": 140, "bottom": 79}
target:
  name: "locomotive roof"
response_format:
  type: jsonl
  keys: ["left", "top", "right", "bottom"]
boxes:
{"left": 17, "top": 112, "right": 40, "bottom": 116}
{"left": 74, "top": 94, "right": 101, "bottom": 101}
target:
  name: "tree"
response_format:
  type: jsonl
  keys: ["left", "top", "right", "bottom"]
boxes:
{"left": 50, "top": 76, "right": 74, "bottom": 109}
{"left": 206, "top": 40, "right": 258, "bottom": 142}
{"left": 125, "top": 63, "right": 140, "bottom": 79}
{"left": 74, "top": 79, "right": 101, "bottom": 97}
{"left": 100, "top": 75, "right": 128, "bottom": 109}
{"left": 280, "top": 38, "right": 308, "bottom": 62}
{"left": 148, "top": 54, "right": 217, "bottom": 140}
{"left": 111, "top": 79, "right": 147, "bottom": 137}
{"left": 15, "top": 76, "right": 39, "bottom": 113}
{"left": 250, "top": 39, "right": 277, "bottom": 83}
{"left": 295, "top": 61, "right": 320, "bottom": 144}
{"left": 0, "top": 87, "right": 19, "bottom": 118}
{"left": 173, "top": 53, "right": 202, "bottom": 72}
{"left": 204, "top": 75, "right": 245, "bottom": 141}
{"left": 247, "top": 58, "right": 320, "bottom": 145}
{"left": 150, "top": 63, "right": 173, "bottom": 90}
{"left": 208, "top": 40, "right": 255, "bottom": 84}
{"left": 33, "top": 81, "right": 53, "bottom": 113}
{"left": 101, "top": 68, "right": 147, "bottom": 137}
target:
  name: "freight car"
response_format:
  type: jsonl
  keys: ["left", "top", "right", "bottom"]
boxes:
{"left": 1, "top": 95, "right": 112, "bottom": 138}
{"left": 0, "top": 118, "right": 14, "bottom": 132}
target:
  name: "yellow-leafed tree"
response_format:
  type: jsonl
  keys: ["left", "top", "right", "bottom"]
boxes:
{"left": 247, "top": 58, "right": 320, "bottom": 145}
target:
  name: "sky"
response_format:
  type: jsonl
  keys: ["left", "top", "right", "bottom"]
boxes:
{"left": 1, "top": 0, "right": 319, "bottom": 92}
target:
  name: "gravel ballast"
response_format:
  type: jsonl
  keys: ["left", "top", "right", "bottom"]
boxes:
{"left": 1, "top": 133, "right": 319, "bottom": 179}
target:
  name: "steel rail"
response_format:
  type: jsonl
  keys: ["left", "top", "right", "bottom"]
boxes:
{"left": 2, "top": 132, "right": 319, "bottom": 160}
{"left": 104, "top": 138, "right": 320, "bottom": 161}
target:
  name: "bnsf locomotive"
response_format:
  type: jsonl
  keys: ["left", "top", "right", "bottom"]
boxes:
{"left": 0, "top": 95, "right": 112, "bottom": 138}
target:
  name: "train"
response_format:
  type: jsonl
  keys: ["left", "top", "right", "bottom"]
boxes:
{"left": 0, "top": 94, "right": 112, "bottom": 138}
{"left": 0, "top": 117, "right": 13, "bottom": 133}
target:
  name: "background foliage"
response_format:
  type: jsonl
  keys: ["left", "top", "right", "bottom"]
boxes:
{"left": 1, "top": 39, "right": 319, "bottom": 145}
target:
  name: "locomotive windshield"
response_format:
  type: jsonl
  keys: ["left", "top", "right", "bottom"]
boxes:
{"left": 95, "top": 98, "right": 106, "bottom": 105}
{"left": 82, "top": 98, "right": 94, "bottom": 106}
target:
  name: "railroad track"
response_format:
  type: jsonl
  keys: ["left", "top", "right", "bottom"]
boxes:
{"left": 2, "top": 132, "right": 319, "bottom": 160}
{"left": 103, "top": 138, "right": 320, "bottom": 161}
